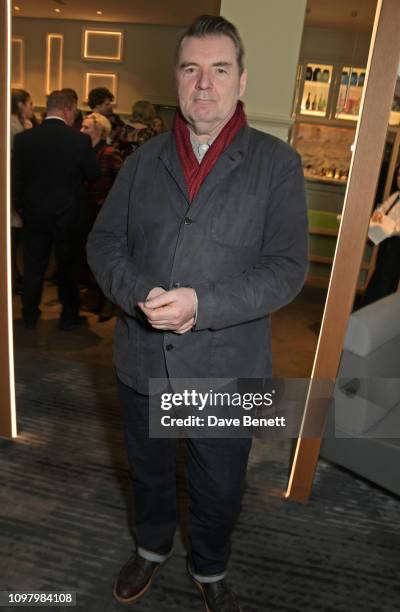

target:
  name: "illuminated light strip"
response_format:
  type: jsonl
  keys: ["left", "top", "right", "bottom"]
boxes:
{"left": 45, "top": 34, "right": 63, "bottom": 95}
{"left": 11, "top": 36, "right": 24, "bottom": 87}
{"left": 6, "top": 0, "right": 17, "bottom": 437}
{"left": 84, "top": 72, "right": 117, "bottom": 102}
{"left": 83, "top": 29, "right": 123, "bottom": 61}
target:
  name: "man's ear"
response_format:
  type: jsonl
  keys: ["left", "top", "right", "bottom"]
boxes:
{"left": 239, "top": 69, "right": 247, "bottom": 97}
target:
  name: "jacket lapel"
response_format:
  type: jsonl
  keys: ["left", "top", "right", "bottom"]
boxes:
{"left": 159, "top": 135, "right": 190, "bottom": 208}
{"left": 158, "top": 126, "right": 251, "bottom": 219}
{"left": 188, "top": 126, "right": 250, "bottom": 219}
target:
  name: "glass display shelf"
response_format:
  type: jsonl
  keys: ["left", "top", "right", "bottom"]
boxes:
{"left": 335, "top": 66, "right": 366, "bottom": 121}
{"left": 300, "top": 63, "right": 332, "bottom": 118}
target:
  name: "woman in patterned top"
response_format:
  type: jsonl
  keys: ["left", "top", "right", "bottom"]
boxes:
{"left": 118, "top": 100, "right": 157, "bottom": 158}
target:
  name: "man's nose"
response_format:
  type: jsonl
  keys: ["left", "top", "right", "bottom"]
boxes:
{"left": 196, "top": 69, "right": 212, "bottom": 89}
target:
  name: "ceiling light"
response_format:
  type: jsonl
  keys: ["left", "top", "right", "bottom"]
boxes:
{"left": 14, "top": 5, "right": 20, "bottom": 10}
{"left": 96, "top": 10, "right": 103, "bottom": 15}
{"left": 54, "top": 7, "right": 61, "bottom": 12}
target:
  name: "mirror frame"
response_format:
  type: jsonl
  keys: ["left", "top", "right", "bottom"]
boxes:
{"left": 286, "top": 0, "right": 400, "bottom": 502}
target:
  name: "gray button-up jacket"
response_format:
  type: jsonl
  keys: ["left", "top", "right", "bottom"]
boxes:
{"left": 87, "top": 126, "right": 308, "bottom": 393}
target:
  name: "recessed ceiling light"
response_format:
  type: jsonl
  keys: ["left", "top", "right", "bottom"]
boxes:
{"left": 54, "top": 7, "right": 61, "bottom": 12}
{"left": 96, "top": 10, "right": 103, "bottom": 15}
{"left": 14, "top": 5, "right": 20, "bottom": 10}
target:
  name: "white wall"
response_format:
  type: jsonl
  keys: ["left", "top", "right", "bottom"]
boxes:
{"left": 220, "top": 0, "right": 307, "bottom": 140}
{"left": 12, "top": 17, "right": 185, "bottom": 112}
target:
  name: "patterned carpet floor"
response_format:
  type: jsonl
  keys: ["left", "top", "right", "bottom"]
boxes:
{"left": 1, "top": 349, "right": 399, "bottom": 611}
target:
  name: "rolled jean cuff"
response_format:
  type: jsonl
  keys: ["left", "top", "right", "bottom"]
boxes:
{"left": 137, "top": 545, "right": 173, "bottom": 564}
{"left": 187, "top": 561, "right": 226, "bottom": 584}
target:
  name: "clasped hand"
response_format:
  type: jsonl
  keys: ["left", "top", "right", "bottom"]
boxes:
{"left": 138, "top": 287, "right": 196, "bottom": 334}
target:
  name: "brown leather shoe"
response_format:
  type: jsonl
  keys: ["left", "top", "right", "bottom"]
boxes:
{"left": 191, "top": 576, "right": 241, "bottom": 612}
{"left": 112, "top": 552, "right": 165, "bottom": 604}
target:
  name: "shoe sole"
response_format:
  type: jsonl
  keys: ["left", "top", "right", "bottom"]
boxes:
{"left": 191, "top": 576, "right": 242, "bottom": 612}
{"left": 112, "top": 563, "right": 161, "bottom": 605}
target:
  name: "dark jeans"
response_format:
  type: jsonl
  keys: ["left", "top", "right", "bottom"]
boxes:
{"left": 117, "top": 378, "right": 252, "bottom": 577}
{"left": 22, "top": 226, "right": 82, "bottom": 323}
{"left": 364, "top": 236, "right": 400, "bottom": 306}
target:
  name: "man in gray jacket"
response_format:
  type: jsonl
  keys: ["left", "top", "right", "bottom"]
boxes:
{"left": 87, "top": 14, "right": 308, "bottom": 612}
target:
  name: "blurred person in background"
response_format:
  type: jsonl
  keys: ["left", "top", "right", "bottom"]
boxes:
{"left": 11, "top": 88, "right": 36, "bottom": 294}
{"left": 81, "top": 112, "right": 123, "bottom": 321}
{"left": 61, "top": 88, "right": 84, "bottom": 131}
{"left": 135, "top": 126, "right": 157, "bottom": 148}
{"left": 41, "top": 88, "right": 83, "bottom": 132}
{"left": 152, "top": 114, "right": 168, "bottom": 135}
{"left": 364, "top": 165, "right": 400, "bottom": 305}
{"left": 11, "top": 88, "right": 35, "bottom": 138}
{"left": 87, "top": 87, "right": 125, "bottom": 151}
{"left": 12, "top": 89, "right": 99, "bottom": 330}
{"left": 119, "top": 100, "right": 156, "bottom": 157}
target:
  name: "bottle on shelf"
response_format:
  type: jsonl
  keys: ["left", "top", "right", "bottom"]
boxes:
{"left": 317, "top": 96, "right": 324, "bottom": 111}
{"left": 305, "top": 66, "right": 313, "bottom": 81}
{"left": 312, "top": 67, "right": 321, "bottom": 81}
{"left": 358, "top": 72, "right": 366, "bottom": 87}
{"left": 311, "top": 95, "right": 317, "bottom": 111}
{"left": 305, "top": 92, "right": 311, "bottom": 110}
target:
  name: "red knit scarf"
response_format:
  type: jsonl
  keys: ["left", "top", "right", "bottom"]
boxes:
{"left": 173, "top": 101, "right": 247, "bottom": 202}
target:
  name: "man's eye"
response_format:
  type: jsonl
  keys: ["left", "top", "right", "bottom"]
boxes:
{"left": 216, "top": 68, "right": 227, "bottom": 74}
{"left": 184, "top": 67, "right": 196, "bottom": 74}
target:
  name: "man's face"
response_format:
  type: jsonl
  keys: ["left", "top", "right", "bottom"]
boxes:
{"left": 96, "top": 98, "right": 113, "bottom": 117}
{"left": 176, "top": 34, "right": 247, "bottom": 136}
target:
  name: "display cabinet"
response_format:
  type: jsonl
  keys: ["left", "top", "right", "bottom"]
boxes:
{"left": 292, "top": 65, "right": 400, "bottom": 292}
{"left": 293, "top": 61, "right": 367, "bottom": 123}
{"left": 335, "top": 66, "right": 366, "bottom": 121}
{"left": 292, "top": 121, "right": 355, "bottom": 183}
{"left": 297, "top": 62, "right": 333, "bottom": 119}
{"left": 291, "top": 122, "right": 378, "bottom": 291}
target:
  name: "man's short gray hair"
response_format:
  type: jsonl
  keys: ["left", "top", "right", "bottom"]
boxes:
{"left": 176, "top": 14, "right": 245, "bottom": 74}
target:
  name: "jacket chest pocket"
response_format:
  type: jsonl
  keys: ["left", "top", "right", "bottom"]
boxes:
{"left": 211, "top": 194, "right": 265, "bottom": 248}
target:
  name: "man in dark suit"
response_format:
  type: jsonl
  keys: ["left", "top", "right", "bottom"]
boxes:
{"left": 88, "top": 15, "right": 308, "bottom": 612}
{"left": 12, "top": 89, "right": 99, "bottom": 329}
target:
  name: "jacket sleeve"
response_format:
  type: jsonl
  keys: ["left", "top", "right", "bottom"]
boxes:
{"left": 193, "top": 148, "right": 309, "bottom": 331}
{"left": 377, "top": 193, "right": 400, "bottom": 234}
{"left": 11, "top": 133, "right": 23, "bottom": 217}
{"left": 81, "top": 134, "right": 101, "bottom": 182}
{"left": 86, "top": 154, "right": 164, "bottom": 317}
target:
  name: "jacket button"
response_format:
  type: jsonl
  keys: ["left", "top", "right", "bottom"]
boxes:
{"left": 165, "top": 344, "right": 174, "bottom": 351}
{"left": 184, "top": 217, "right": 192, "bottom": 225}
